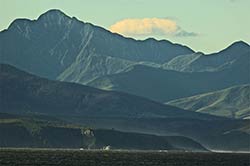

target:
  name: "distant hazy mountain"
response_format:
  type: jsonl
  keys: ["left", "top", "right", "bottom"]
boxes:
{"left": 0, "top": 113, "right": 207, "bottom": 151}
{"left": 164, "top": 41, "right": 250, "bottom": 72}
{"left": 89, "top": 53, "right": 250, "bottom": 102}
{"left": 0, "top": 9, "right": 193, "bottom": 84}
{"left": 167, "top": 84, "right": 250, "bottom": 119}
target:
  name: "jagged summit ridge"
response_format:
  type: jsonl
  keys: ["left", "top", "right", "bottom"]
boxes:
{"left": 0, "top": 9, "right": 194, "bottom": 83}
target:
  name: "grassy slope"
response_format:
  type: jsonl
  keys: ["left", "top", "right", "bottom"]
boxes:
{"left": 167, "top": 84, "right": 250, "bottom": 119}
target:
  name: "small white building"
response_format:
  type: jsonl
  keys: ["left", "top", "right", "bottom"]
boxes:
{"left": 103, "top": 145, "right": 111, "bottom": 150}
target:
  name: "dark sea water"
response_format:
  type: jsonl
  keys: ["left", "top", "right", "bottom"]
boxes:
{"left": 0, "top": 149, "right": 249, "bottom": 166}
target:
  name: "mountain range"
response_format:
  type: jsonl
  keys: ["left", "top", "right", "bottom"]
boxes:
{"left": 164, "top": 41, "right": 250, "bottom": 72}
{"left": 0, "top": 9, "right": 193, "bottom": 84}
{"left": 0, "top": 9, "right": 249, "bottom": 151}
{"left": 89, "top": 53, "right": 250, "bottom": 102}
{"left": 1, "top": 9, "right": 249, "bottom": 104}
{"left": 0, "top": 64, "right": 216, "bottom": 120}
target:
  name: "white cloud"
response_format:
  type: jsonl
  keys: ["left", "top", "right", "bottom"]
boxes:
{"left": 110, "top": 18, "right": 197, "bottom": 37}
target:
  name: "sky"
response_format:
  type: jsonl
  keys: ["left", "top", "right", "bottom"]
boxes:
{"left": 0, "top": 0, "right": 249, "bottom": 53}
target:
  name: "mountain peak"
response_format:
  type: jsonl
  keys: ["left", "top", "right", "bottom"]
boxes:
{"left": 6, "top": 9, "right": 72, "bottom": 31}
{"left": 38, "top": 9, "right": 68, "bottom": 18}
{"left": 213, "top": 40, "right": 250, "bottom": 55}
{"left": 37, "top": 9, "right": 72, "bottom": 24}
{"left": 228, "top": 40, "right": 250, "bottom": 49}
